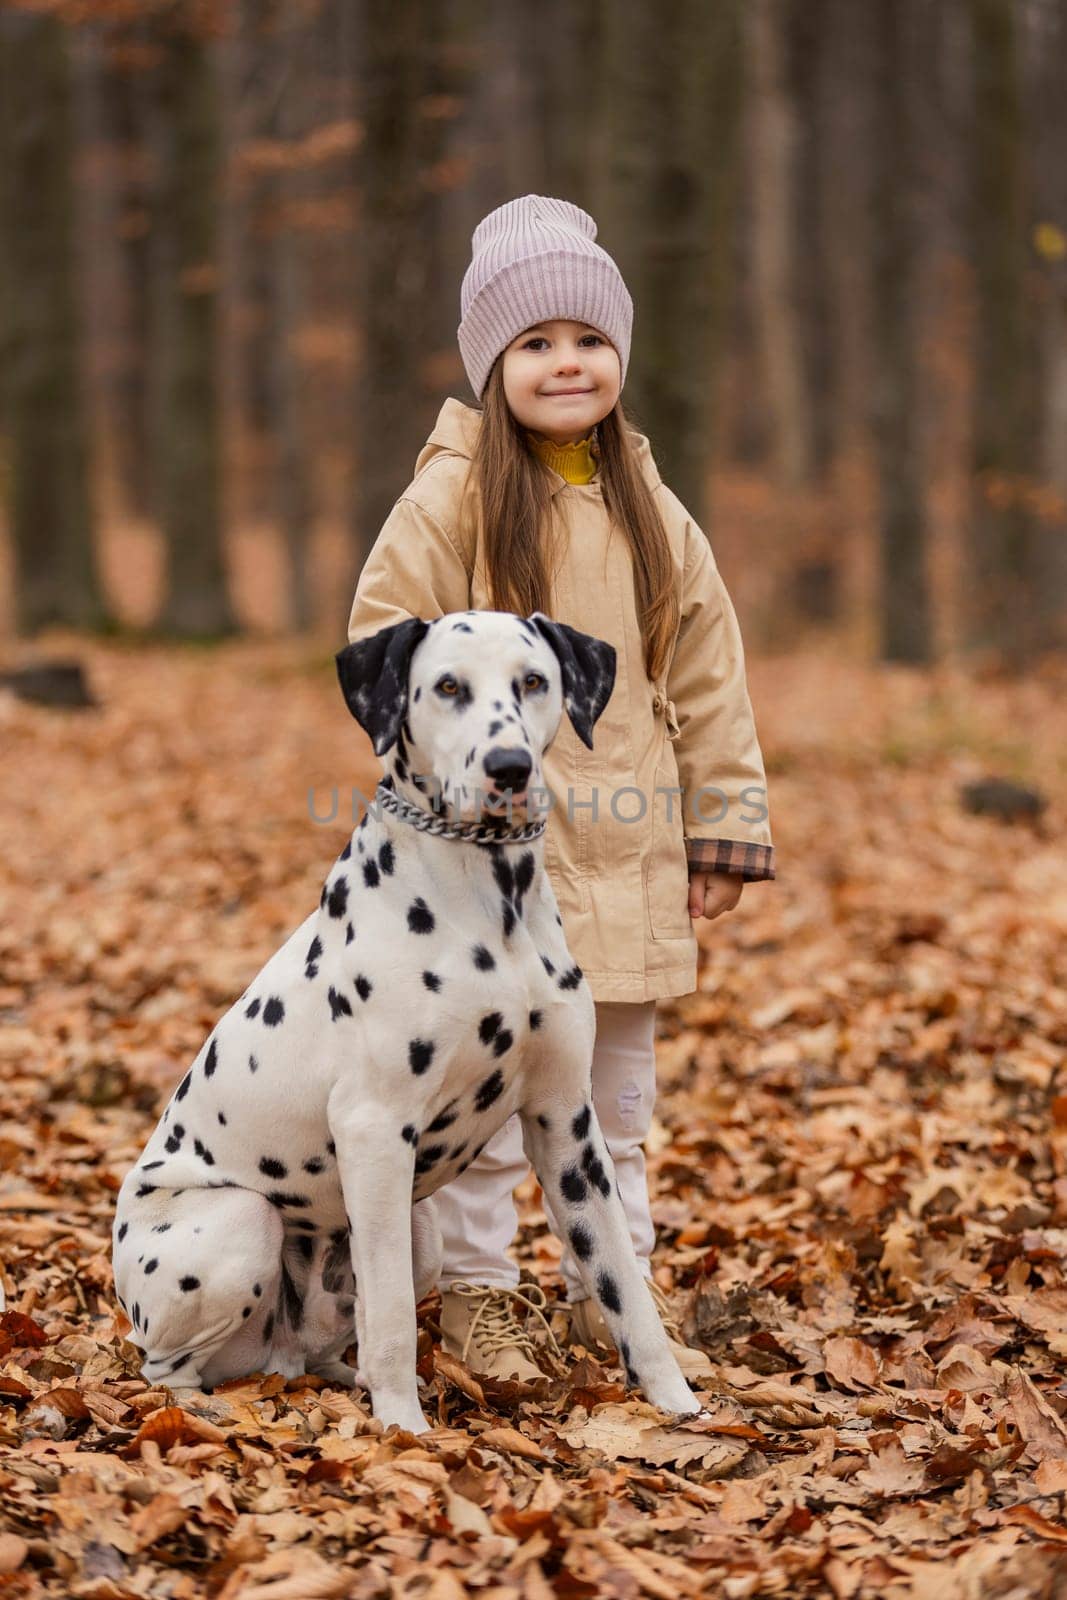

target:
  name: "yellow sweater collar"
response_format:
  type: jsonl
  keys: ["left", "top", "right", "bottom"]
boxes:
{"left": 525, "top": 430, "right": 598, "bottom": 484}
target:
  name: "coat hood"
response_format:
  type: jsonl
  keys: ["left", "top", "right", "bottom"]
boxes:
{"left": 413, "top": 397, "right": 663, "bottom": 495}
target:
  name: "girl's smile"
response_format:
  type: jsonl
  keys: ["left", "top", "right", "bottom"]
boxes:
{"left": 501, "top": 319, "right": 621, "bottom": 445}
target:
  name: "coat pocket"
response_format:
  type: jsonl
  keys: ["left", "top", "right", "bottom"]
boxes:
{"left": 647, "top": 745, "right": 692, "bottom": 940}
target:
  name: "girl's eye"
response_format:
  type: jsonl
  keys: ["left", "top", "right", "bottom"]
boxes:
{"left": 524, "top": 672, "right": 546, "bottom": 691}
{"left": 521, "top": 333, "right": 602, "bottom": 350}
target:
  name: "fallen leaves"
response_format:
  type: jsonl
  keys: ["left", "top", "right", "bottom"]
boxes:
{"left": 2, "top": 642, "right": 1067, "bottom": 1594}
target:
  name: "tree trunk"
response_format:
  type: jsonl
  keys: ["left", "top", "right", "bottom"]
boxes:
{"left": 871, "top": 0, "right": 932, "bottom": 664}
{"left": 0, "top": 9, "right": 103, "bottom": 634}
{"left": 592, "top": 0, "right": 743, "bottom": 527}
{"left": 150, "top": 9, "right": 234, "bottom": 637}
{"left": 964, "top": 0, "right": 1044, "bottom": 668}
{"left": 743, "top": 0, "right": 814, "bottom": 491}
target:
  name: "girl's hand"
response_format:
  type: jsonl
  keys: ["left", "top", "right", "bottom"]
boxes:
{"left": 688, "top": 870, "right": 744, "bottom": 921}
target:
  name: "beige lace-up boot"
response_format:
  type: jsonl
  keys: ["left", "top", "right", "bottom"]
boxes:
{"left": 440, "top": 1281, "right": 567, "bottom": 1381}
{"left": 568, "top": 1279, "right": 715, "bottom": 1383}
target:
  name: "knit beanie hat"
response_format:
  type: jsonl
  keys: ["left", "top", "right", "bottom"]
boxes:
{"left": 457, "top": 195, "right": 633, "bottom": 402}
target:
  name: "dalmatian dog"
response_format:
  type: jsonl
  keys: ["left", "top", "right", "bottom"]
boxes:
{"left": 112, "top": 610, "right": 701, "bottom": 1433}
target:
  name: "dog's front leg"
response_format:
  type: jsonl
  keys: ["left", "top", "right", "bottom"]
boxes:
{"left": 520, "top": 1103, "right": 700, "bottom": 1417}
{"left": 328, "top": 1090, "right": 428, "bottom": 1434}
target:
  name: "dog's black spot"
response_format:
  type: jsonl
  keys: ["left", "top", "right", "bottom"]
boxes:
{"left": 560, "top": 1167, "right": 587, "bottom": 1204}
{"left": 492, "top": 1028, "right": 513, "bottom": 1058}
{"left": 152, "top": 1222, "right": 172, "bottom": 1233}
{"left": 305, "top": 936, "right": 323, "bottom": 978}
{"left": 141, "top": 1159, "right": 164, "bottom": 1170}
{"left": 572, "top": 1105, "right": 591, "bottom": 1141}
{"left": 569, "top": 1224, "right": 594, "bottom": 1262}
{"left": 340, "top": 841, "right": 352, "bottom": 861}
{"left": 327, "top": 877, "right": 349, "bottom": 918}
{"left": 175, "top": 1071, "right": 192, "bottom": 1101}
{"left": 328, "top": 986, "right": 353, "bottom": 1020}
{"left": 245, "top": 998, "right": 261, "bottom": 1019}
{"left": 249, "top": 1054, "right": 259, "bottom": 1072}
{"left": 427, "top": 1103, "right": 458, "bottom": 1133}
{"left": 378, "top": 841, "right": 395, "bottom": 875}
{"left": 264, "top": 1311, "right": 276, "bottom": 1341}
{"left": 135, "top": 1183, "right": 157, "bottom": 1198}
{"left": 450, "top": 1143, "right": 467, "bottom": 1161}
{"left": 268, "top": 1191, "right": 311, "bottom": 1209}
{"left": 218, "top": 1110, "right": 227, "bottom": 1125}
{"left": 259, "top": 1156, "right": 288, "bottom": 1180}
{"left": 354, "top": 974, "right": 373, "bottom": 1002}
{"left": 193, "top": 1139, "right": 215, "bottom": 1166}
{"left": 346, "top": 922, "right": 355, "bottom": 945}
{"left": 414, "top": 1143, "right": 446, "bottom": 1174}
{"left": 537, "top": 1113, "right": 550, "bottom": 1129}
{"left": 472, "top": 944, "right": 496, "bottom": 971}
{"left": 422, "top": 970, "right": 441, "bottom": 992}
{"left": 407, "top": 897, "right": 435, "bottom": 934}
{"left": 179, "top": 1276, "right": 200, "bottom": 1292}
{"left": 558, "top": 964, "right": 583, "bottom": 991}
{"left": 296, "top": 1234, "right": 315, "bottom": 1263}
{"left": 597, "top": 1271, "right": 622, "bottom": 1314}
{"left": 479, "top": 1011, "right": 502, "bottom": 1044}
{"left": 540, "top": 955, "right": 555, "bottom": 976}
{"left": 529, "top": 1009, "right": 543, "bottom": 1031}
{"left": 144, "top": 1258, "right": 158, "bottom": 1274}
{"left": 303, "top": 1156, "right": 324, "bottom": 1175}
{"left": 487, "top": 719, "right": 503, "bottom": 737}
{"left": 581, "top": 1143, "right": 611, "bottom": 1197}
{"left": 253, "top": 1282, "right": 262, "bottom": 1296}
{"left": 204, "top": 1039, "right": 219, "bottom": 1078}
{"left": 362, "top": 859, "right": 380, "bottom": 890}
{"left": 117, "top": 1222, "right": 128, "bottom": 1242}
{"left": 327, "top": 1139, "right": 336, "bottom": 1156}
{"left": 242, "top": 1305, "right": 252, "bottom": 1319}
{"left": 515, "top": 852, "right": 535, "bottom": 897}
{"left": 409, "top": 1038, "right": 435, "bottom": 1075}
{"left": 619, "top": 1337, "right": 639, "bottom": 1386}
{"left": 474, "top": 1069, "right": 505, "bottom": 1112}
{"left": 263, "top": 997, "right": 286, "bottom": 1026}
{"left": 401, "top": 1124, "right": 418, "bottom": 1144}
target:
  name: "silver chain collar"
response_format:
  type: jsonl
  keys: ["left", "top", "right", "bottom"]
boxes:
{"left": 374, "top": 781, "right": 547, "bottom": 846}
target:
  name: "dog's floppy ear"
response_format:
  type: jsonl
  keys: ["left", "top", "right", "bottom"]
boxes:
{"left": 528, "top": 612, "right": 616, "bottom": 750}
{"left": 336, "top": 618, "right": 430, "bottom": 756}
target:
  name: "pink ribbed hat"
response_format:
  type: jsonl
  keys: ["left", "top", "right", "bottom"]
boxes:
{"left": 457, "top": 195, "right": 633, "bottom": 401}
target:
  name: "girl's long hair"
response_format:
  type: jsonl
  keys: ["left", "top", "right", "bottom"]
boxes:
{"left": 462, "top": 358, "right": 679, "bottom": 685}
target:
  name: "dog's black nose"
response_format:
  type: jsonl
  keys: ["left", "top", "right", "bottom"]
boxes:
{"left": 483, "top": 747, "right": 532, "bottom": 792}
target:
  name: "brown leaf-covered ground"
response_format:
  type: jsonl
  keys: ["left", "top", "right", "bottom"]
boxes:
{"left": 2, "top": 635, "right": 1066, "bottom": 1598}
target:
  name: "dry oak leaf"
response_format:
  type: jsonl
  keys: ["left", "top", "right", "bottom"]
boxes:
{"left": 1001, "top": 1367, "right": 1067, "bottom": 1463}
{"left": 853, "top": 1436, "right": 926, "bottom": 1498}
{"left": 476, "top": 1426, "right": 546, "bottom": 1461}
{"left": 433, "top": 1347, "right": 487, "bottom": 1407}
{"left": 823, "top": 1336, "right": 883, "bottom": 1392}
{"left": 555, "top": 1403, "right": 748, "bottom": 1470}
{"left": 123, "top": 1405, "right": 228, "bottom": 1456}
{"left": 0, "top": 1535, "right": 28, "bottom": 1574}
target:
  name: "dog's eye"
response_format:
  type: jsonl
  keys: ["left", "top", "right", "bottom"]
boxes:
{"left": 523, "top": 673, "right": 546, "bottom": 692}
{"left": 436, "top": 676, "right": 459, "bottom": 696}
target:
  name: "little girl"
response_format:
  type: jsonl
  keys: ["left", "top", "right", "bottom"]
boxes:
{"left": 347, "top": 195, "right": 775, "bottom": 1382}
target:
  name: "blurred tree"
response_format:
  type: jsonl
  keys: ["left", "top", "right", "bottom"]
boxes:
{"left": 0, "top": 8, "right": 104, "bottom": 634}
{"left": 871, "top": 0, "right": 931, "bottom": 663}
{"left": 150, "top": 4, "right": 235, "bottom": 636}
{"left": 234, "top": 0, "right": 314, "bottom": 630}
{"left": 592, "top": 0, "right": 743, "bottom": 528}
{"left": 743, "top": 0, "right": 813, "bottom": 493}
{"left": 965, "top": 0, "right": 1044, "bottom": 668}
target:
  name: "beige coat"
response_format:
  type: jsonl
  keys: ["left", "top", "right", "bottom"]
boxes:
{"left": 347, "top": 398, "right": 775, "bottom": 1003}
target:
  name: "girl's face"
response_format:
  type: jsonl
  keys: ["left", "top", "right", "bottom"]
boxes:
{"left": 500, "top": 319, "right": 621, "bottom": 444}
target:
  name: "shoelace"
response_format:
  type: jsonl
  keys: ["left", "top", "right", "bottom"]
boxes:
{"left": 449, "top": 1281, "right": 566, "bottom": 1377}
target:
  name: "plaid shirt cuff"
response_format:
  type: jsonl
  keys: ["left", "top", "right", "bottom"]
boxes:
{"left": 686, "top": 838, "right": 777, "bottom": 882}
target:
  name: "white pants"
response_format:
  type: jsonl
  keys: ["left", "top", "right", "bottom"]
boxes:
{"left": 435, "top": 1000, "right": 658, "bottom": 1301}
